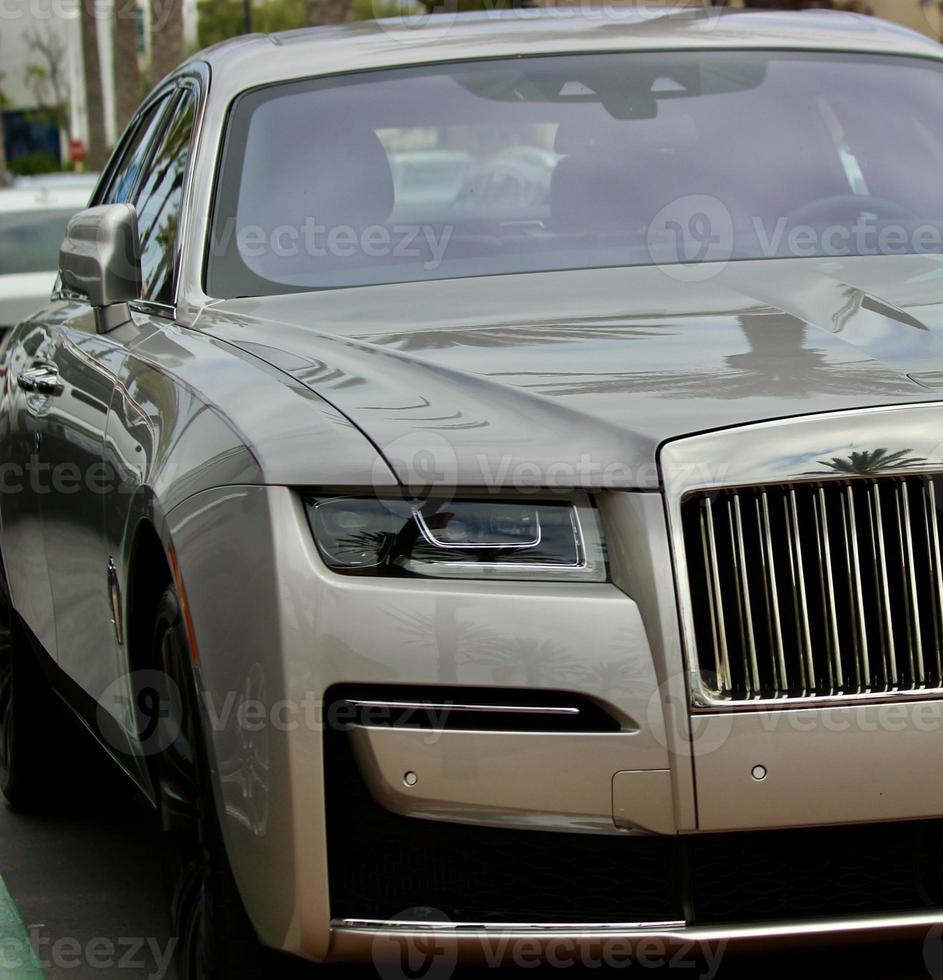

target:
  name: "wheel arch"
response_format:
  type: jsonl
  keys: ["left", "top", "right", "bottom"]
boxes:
{"left": 125, "top": 517, "right": 174, "bottom": 681}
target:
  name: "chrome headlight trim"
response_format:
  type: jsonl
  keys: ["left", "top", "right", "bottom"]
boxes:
{"left": 304, "top": 491, "right": 607, "bottom": 582}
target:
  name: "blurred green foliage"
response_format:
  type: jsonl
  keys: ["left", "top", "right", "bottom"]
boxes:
{"left": 352, "top": 0, "right": 420, "bottom": 18}
{"left": 198, "top": 0, "right": 512, "bottom": 38}
{"left": 197, "top": 0, "right": 307, "bottom": 47}
{"left": 8, "top": 151, "right": 62, "bottom": 175}
{"left": 416, "top": 0, "right": 517, "bottom": 10}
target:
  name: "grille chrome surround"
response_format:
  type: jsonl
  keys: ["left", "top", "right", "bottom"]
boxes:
{"left": 660, "top": 404, "right": 943, "bottom": 710}
{"left": 682, "top": 478, "right": 943, "bottom": 703}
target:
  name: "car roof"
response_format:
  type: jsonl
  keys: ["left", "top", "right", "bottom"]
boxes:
{"left": 0, "top": 186, "right": 92, "bottom": 215}
{"left": 188, "top": 7, "right": 943, "bottom": 92}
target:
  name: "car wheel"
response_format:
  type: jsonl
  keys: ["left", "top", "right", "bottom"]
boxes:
{"left": 0, "top": 584, "right": 66, "bottom": 810}
{"left": 152, "top": 586, "right": 265, "bottom": 980}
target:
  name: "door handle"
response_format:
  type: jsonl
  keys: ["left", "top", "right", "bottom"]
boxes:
{"left": 17, "top": 366, "right": 63, "bottom": 397}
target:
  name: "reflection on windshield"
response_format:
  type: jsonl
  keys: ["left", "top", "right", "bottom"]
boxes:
{"left": 208, "top": 51, "right": 943, "bottom": 296}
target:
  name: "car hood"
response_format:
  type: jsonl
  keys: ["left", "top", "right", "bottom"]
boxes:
{"left": 197, "top": 255, "right": 943, "bottom": 490}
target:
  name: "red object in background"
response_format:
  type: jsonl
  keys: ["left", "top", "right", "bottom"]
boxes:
{"left": 68, "top": 139, "right": 87, "bottom": 164}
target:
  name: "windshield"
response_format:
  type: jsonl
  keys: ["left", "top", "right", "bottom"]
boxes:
{"left": 0, "top": 208, "right": 74, "bottom": 276}
{"left": 207, "top": 51, "right": 943, "bottom": 296}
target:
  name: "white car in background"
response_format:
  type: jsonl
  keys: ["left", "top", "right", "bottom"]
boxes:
{"left": 12, "top": 172, "right": 100, "bottom": 192}
{"left": 0, "top": 183, "right": 93, "bottom": 328}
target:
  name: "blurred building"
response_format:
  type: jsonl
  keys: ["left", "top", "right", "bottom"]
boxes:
{"left": 2, "top": 0, "right": 940, "bottom": 173}
{"left": 726, "top": 0, "right": 942, "bottom": 37}
{"left": 871, "top": 0, "right": 943, "bottom": 37}
{"left": 0, "top": 0, "right": 199, "bottom": 172}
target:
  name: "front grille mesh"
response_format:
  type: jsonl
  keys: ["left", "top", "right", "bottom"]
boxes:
{"left": 682, "top": 476, "right": 943, "bottom": 702}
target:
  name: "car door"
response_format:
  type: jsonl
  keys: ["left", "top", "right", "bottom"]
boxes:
{"left": 46, "top": 85, "right": 200, "bottom": 775}
{"left": 0, "top": 321, "right": 60, "bottom": 658}
{"left": 37, "top": 90, "right": 179, "bottom": 746}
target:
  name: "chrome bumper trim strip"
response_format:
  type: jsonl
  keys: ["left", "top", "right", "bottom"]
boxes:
{"left": 334, "top": 918, "right": 686, "bottom": 932}
{"left": 343, "top": 699, "right": 581, "bottom": 716}
{"left": 329, "top": 911, "right": 943, "bottom": 958}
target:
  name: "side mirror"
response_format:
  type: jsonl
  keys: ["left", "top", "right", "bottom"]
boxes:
{"left": 59, "top": 204, "right": 142, "bottom": 333}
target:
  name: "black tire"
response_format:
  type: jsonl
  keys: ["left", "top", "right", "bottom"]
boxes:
{"left": 152, "top": 586, "right": 265, "bottom": 980}
{"left": 0, "top": 588, "right": 69, "bottom": 810}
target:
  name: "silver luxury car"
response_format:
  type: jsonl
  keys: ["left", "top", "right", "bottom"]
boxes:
{"left": 5, "top": 5, "right": 943, "bottom": 977}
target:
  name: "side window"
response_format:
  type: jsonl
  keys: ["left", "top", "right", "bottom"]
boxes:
{"left": 99, "top": 97, "right": 171, "bottom": 206}
{"left": 132, "top": 89, "right": 197, "bottom": 306}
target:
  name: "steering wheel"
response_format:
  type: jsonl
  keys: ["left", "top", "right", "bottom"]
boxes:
{"left": 786, "top": 194, "right": 918, "bottom": 226}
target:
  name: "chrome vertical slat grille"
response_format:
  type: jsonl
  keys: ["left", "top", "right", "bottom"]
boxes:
{"left": 682, "top": 476, "right": 943, "bottom": 703}
{"left": 924, "top": 482, "right": 943, "bottom": 681}
{"left": 843, "top": 487, "right": 870, "bottom": 691}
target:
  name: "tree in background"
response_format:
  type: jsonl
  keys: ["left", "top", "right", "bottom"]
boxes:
{"left": 317, "top": 0, "right": 536, "bottom": 26}
{"left": 413, "top": 0, "right": 532, "bottom": 11}
{"left": 0, "top": 35, "right": 9, "bottom": 187}
{"left": 197, "top": 0, "right": 308, "bottom": 47}
{"left": 304, "top": 0, "right": 354, "bottom": 26}
{"left": 199, "top": 0, "right": 534, "bottom": 37}
{"left": 0, "top": 112, "right": 7, "bottom": 185}
{"left": 151, "top": 0, "right": 184, "bottom": 85}
{"left": 24, "top": 26, "right": 72, "bottom": 142}
{"left": 20, "top": 26, "right": 72, "bottom": 173}
{"left": 730, "top": 0, "right": 873, "bottom": 8}
{"left": 79, "top": 0, "right": 108, "bottom": 169}
{"left": 114, "top": 0, "right": 143, "bottom": 134}
{"left": 350, "top": 0, "right": 418, "bottom": 15}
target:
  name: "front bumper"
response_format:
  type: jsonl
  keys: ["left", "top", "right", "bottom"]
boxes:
{"left": 167, "top": 483, "right": 943, "bottom": 963}
{"left": 323, "top": 724, "right": 943, "bottom": 954}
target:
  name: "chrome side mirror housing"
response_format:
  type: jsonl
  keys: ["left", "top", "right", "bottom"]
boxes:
{"left": 59, "top": 204, "right": 142, "bottom": 333}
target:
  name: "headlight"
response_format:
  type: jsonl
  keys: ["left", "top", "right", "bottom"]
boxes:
{"left": 304, "top": 493, "right": 606, "bottom": 581}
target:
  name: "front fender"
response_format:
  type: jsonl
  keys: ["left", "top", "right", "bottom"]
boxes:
{"left": 167, "top": 484, "right": 671, "bottom": 961}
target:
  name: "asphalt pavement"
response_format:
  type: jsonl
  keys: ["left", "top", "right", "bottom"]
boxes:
{"left": 0, "top": 770, "right": 939, "bottom": 980}
{"left": 0, "top": 792, "right": 174, "bottom": 980}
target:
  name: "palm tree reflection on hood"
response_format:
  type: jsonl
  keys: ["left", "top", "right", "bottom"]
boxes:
{"left": 814, "top": 448, "right": 928, "bottom": 476}
{"left": 507, "top": 314, "right": 917, "bottom": 401}
{"left": 358, "top": 317, "right": 672, "bottom": 353}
